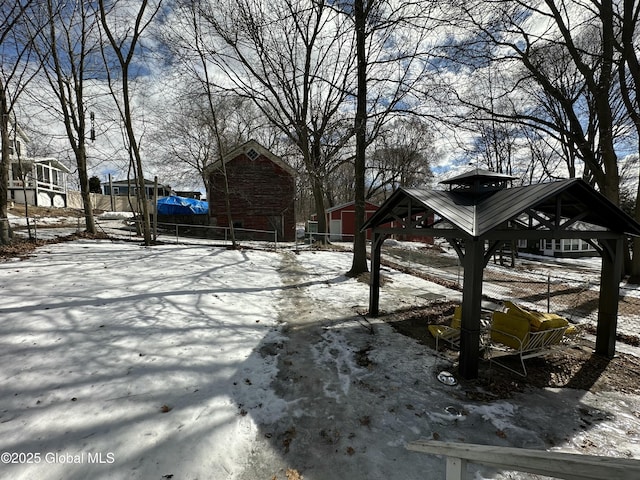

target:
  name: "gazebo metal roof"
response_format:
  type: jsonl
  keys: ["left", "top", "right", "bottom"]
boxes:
{"left": 363, "top": 178, "right": 640, "bottom": 238}
{"left": 363, "top": 172, "right": 640, "bottom": 379}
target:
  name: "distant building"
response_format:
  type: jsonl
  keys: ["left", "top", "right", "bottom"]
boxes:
{"left": 516, "top": 222, "right": 599, "bottom": 258}
{"left": 536, "top": 238, "right": 597, "bottom": 258}
{"left": 312, "top": 201, "right": 381, "bottom": 241}
{"left": 174, "top": 191, "right": 202, "bottom": 200}
{"left": 311, "top": 200, "right": 434, "bottom": 243}
{"left": 4, "top": 124, "right": 70, "bottom": 207}
{"left": 103, "top": 179, "right": 173, "bottom": 199}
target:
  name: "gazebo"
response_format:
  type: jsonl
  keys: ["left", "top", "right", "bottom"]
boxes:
{"left": 362, "top": 169, "right": 640, "bottom": 379}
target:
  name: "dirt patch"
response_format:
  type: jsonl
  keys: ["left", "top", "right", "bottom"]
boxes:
{"left": 382, "top": 303, "right": 640, "bottom": 398}
{"left": 0, "top": 232, "right": 110, "bottom": 261}
{"left": 9, "top": 205, "right": 84, "bottom": 218}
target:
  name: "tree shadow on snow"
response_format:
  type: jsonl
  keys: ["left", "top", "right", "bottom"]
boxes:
{"left": 0, "top": 243, "right": 636, "bottom": 480}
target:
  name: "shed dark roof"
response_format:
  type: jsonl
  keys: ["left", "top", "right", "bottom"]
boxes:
{"left": 362, "top": 178, "right": 640, "bottom": 238}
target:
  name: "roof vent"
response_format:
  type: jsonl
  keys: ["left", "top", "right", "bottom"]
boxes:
{"left": 247, "top": 148, "right": 259, "bottom": 161}
{"left": 440, "top": 168, "right": 516, "bottom": 195}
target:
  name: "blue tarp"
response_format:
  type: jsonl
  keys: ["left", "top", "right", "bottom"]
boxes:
{"left": 156, "top": 196, "right": 208, "bottom": 215}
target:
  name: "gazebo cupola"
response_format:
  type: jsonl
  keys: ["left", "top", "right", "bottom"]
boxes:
{"left": 362, "top": 170, "right": 640, "bottom": 380}
{"left": 440, "top": 168, "right": 516, "bottom": 195}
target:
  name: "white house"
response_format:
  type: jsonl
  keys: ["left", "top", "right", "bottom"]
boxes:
{"left": 3, "top": 124, "right": 70, "bottom": 208}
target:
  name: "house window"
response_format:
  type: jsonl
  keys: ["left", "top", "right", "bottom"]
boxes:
{"left": 247, "top": 148, "right": 259, "bottom": 161}
{"left": 112, "top": 186, "right": 120, "bottom": 195}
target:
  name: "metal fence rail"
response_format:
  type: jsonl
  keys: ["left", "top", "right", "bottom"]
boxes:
{"left": 380, "top": 244, "right": 640, "bottom": 339}
{"left": 121, "top": 219, "right": 280, "bottom": 248}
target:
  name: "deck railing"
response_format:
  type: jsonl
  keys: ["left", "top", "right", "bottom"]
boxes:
{"left": 406, "top": 440, "right": 640, "bottom": 480}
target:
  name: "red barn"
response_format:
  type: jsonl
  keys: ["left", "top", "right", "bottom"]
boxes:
{"left": 313, "top": 200, "right": 435, "bottom": 243}
{"left": 206, "top": 140, "right": 296, "bottom": 241}
{"left": 316, "top": 201, "right": 380, "bottom": 241}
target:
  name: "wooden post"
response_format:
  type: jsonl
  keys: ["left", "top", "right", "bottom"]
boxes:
{"left": 109, "top": 174, "right": 115, "bottom": 211}
{"left": 369, "top": 232, "right": 384, "bottom": 316}
{"left": 153, "top": 176, "right": 158, "bottom": 242}
{"left": 459, "top": 238, "right": 484, "bottom": 379}
{"left": 596, "top": 237, "right": 623, "bottom": 357}
{"left": 446, "top": 457, "right": 467, "bottom": 480}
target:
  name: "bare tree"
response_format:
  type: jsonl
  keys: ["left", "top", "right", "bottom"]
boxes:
{"left": 187, "top": 6, "right": 240, "bottom": 248}
{"left": 614, "top": 0, "right": 640, "bottom": 280}
{"left": 0, "top": 0, "right": 38, "bottom": 245}
{"left": 29, "top": 0, "right": 102, "bottom": 235}
{"left": 191, "top": 0, "right": 357, "bottom": 243}
{"left": 340, "top": 0, "right": 436, "bottom": 276}
{"left": 436, "top": 0, "right": 640, "bottom": 279}
{"left": 153, "top": 85, "right": 268, "bottom": 191}
{"left": 366, "top": 117, "right": 434, "bottom": 201}
{"left": 442, "top": 0, "right": 623, "bottom": 202}
{"left": 97, "top": 0, "right": 162, "bottom": 246}
{"left": 349, "top": 0, "right": 369, "bottom": 275}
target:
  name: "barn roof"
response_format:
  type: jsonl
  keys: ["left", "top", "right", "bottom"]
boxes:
{"left": 362, "top": 177, "right": 640, "bottom": 238}
{"left": 326, "top": 200, "right": 379, "bottom": 214}
{"left": 204, "top": 139, "right": 296, "bottom": 177}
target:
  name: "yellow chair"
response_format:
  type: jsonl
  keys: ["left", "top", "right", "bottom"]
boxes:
{"left": 429, "top": 306, "right": 462, "bottom": 350}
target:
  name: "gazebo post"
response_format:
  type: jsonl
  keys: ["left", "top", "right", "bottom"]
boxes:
{"left": 459, "top": 238, "right": 485, "bottom": 379}
{"left": 596, "top": 236, "right": 624, "bottom": 357}
{"left": 369, "top": 232, "right": 384, "bottom": 316}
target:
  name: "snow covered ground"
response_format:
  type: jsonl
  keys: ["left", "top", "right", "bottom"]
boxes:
{"left": 1, "top": 239, "right": 639, "bottom": 479}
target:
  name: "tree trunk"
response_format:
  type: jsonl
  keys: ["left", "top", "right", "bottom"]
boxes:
{"left": 134, "top": 156, "right": 152, "bottom": 245}
{"left": 618, "top": 0, "right": 640, "bottom": 282}
{"left": 77, "top": 142, "right": 96, "bottom": 233}
{"left": 347, "top": 0, "right": 368, "bottom": 277}
{"left": 0, "top": 84, "right": 12, "bottom": 245}
{"left": 311, "top": 176, "right": 328, "bottom": 242}
{"left": 631, "top": 174, "right": 640, "bottom": 282}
